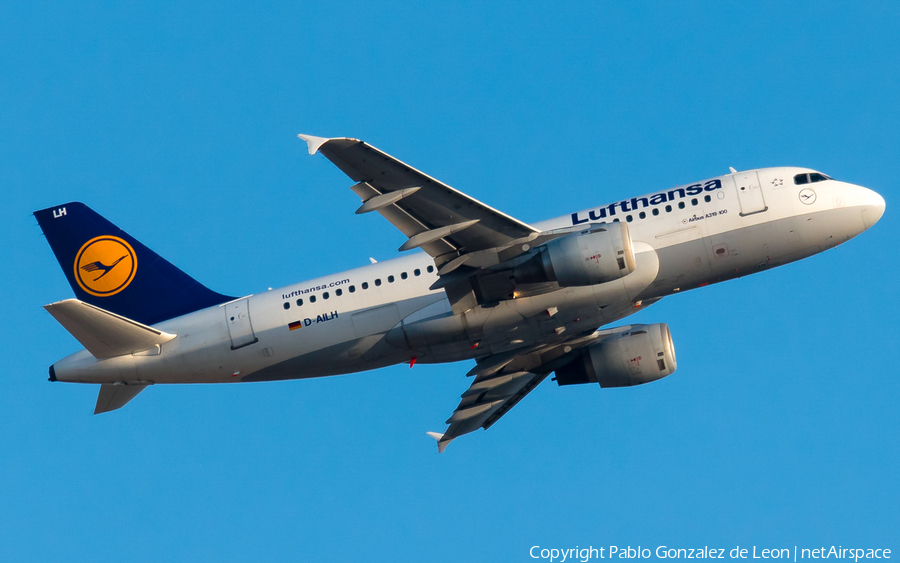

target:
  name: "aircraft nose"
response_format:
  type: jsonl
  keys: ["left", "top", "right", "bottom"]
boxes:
{"left": 859, "top": 188, "right": 886, "bottom": 230}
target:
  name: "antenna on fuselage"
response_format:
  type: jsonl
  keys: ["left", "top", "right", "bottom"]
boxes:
{"left": 729, "top": 167, "right": 737, "bottom": 174}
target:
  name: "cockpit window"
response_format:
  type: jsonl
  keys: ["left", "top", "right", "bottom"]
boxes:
{"left": 795, "top": 172, "right": 833, "bottom": 185}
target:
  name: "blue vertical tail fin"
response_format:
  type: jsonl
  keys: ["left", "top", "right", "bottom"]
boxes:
{"left": 34, "top": 202, "right": 234, "bottom": 325}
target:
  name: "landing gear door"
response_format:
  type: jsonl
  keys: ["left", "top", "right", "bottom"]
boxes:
{"left": 734, "top": 171, "right": 768, "bottom": 216}
{"left": 226, "top": 298, "right": 259, "bottom": 350}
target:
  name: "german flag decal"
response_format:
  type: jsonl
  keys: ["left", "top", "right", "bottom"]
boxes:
{"left": 288, "top": 320, "right": 303, "bottom": 331}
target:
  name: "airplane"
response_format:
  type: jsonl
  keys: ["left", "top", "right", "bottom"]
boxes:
{"left": 34, "top": 134, "right": 886, "bottom": 452}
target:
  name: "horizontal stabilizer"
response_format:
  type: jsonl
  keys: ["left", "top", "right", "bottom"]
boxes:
{"left": 44, "top": 299, "right": 176, "bottom": 359}
{"left": 95, "top": 383, "right": 148, "bottom": 414}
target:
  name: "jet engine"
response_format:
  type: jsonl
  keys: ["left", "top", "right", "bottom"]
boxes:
{"left": 555, "top": 323, "right": 676, "bottom": 387}
{"left": 514, "top": 222, "right": 636, "bottom": 287}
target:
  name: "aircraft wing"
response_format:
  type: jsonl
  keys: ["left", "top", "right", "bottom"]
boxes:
{"left": 426, "top": 330, "right": 610, "bottom": 452}
{"left": 298, "top": 135, "right": 539, "bottom": 261}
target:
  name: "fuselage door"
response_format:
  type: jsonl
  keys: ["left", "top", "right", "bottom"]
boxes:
{"left": 225, "top": 298, "right": 259, "bottom": 350}
{"left": 734, "top": 171, "right": 768, "bottom": 216}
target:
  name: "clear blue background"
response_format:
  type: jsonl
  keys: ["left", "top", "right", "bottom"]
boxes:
{"left": 1, "top": 2, "right": 897, "bottom": 561}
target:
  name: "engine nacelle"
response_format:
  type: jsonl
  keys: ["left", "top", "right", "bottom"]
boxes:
{"left": 514, "top": 223, "right": 636, "bottom": 287}
{"left": 555, "top": 323, "right": 677, "bottom": 388}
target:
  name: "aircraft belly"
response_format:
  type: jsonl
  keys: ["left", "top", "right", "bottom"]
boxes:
{"left": 240, "top": 337, "right": 405, "bottom": 382}
{"left": 644, "top": 206, "right": 867, "bottom": 298}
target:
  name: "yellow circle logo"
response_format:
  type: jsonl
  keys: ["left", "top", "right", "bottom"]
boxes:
{"left": 73, "top": 236, "right": 137, "bottom": 297}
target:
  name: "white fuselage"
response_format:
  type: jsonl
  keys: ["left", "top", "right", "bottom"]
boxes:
{"left": 51, "top": 167, "right": 885, "bottom": 385}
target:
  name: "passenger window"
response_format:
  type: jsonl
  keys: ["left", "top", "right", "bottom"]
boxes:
{"left": 626, "top": 215, "right": 633, "bottom": 222}
{"left": 426, "top": 266, "right": 434, "bottom": 273}
{"left": 336, "top": 288, "right": 342, "bottom": 296}
{"left": 362, "top": 282, "right": 368, "bottom": 290}
{"left": 414, "top": 269, "right": 421, "bottom": 276}
{"left": 375, "top": 279, "right": 382, "bottom": 286}
{"left": 665, "top": 205, "right": 672, "bottom": 213}
{"left": 639, "top": 211, "right": 646, "bottom": 219}
{"left": 704, "top": 195, "right": 711, "bottom": 203}
{"left": 388, "top": 275, "right": 395, "bottom": 283}
{"left": 310, "top": 295, "right": 317, "bottom": 303}
{"left": 794, "top": 173, "right": 809, "bottom": 185}
{"left": 296, "top": 298, "right": 303, "bottom": 306}
{"left": 613, "top": 218, "right": 620, "bottom": 222}
{"left": 401, "top": 272, "right": 408, "bottom": 280}
{"left": 678, "top": 202, "right": 685, "bottom": 209}
{"left": 691, "top": 198, "right": 698, "bottom": 206}
{"left": 349, "top": 286, "right": 355, "bottom": 293}
{"left": 323, "top": 291, "right": 329, "bottom": 299}
{"left": 283, "top": 302, "right": 290, "bottom": 310}
{"left": 652, "top": 208, "right": 659, "bottom": 216}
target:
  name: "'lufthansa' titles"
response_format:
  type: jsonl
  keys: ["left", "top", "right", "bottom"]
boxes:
{"left": 571, "top": 179, "right": 723, "bottom": 225}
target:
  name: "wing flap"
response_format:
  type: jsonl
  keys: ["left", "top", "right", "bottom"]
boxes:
{"left": 462, "top": 370, "right": 533, "bottom": 398}
{"left": 482, "top": 373, "right": 547, "bottom": 430}
{"left": 44, "top": 299, "right": 176, "bottom": 359}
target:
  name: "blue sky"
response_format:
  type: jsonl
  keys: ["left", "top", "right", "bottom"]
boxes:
{"left": 1, "top": 2, "right": 897, "bottom": 561}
